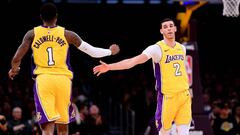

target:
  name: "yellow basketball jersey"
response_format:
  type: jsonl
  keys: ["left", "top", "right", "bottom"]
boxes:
{"left": 156, "top": 41, "right": 189, "bottom": 95}
{"left": 31, "top": 26, "right": 73, "bottom": 79}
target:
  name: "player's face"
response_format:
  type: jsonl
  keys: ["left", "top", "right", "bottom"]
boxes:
{"left": 160, "top": 21, "right": 177, "bottom": 39}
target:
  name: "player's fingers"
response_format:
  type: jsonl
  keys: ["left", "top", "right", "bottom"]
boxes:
{"left": 9, "top": 74, "right": 14, "bottom": 80}
{"left": 99, "top": 60, "right": 106, "bottom": 65}
{"left": 97, "top": 72, "right": 102, "bottom": 76}
{"left": 93, "top": 67, "right": 96, "bottom": 72}
{"left": 93, "top": 66, "right": 99, "bottom": 72}
{"left": 93, "top": 70, "right": 98, "bottom": 75}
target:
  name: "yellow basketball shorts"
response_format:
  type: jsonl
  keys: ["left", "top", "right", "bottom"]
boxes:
{"left": 33, "top": 74, "right": 75, "bottom": 124}
{"left": 155, "top": 90, "right": 192, "bottom": 131}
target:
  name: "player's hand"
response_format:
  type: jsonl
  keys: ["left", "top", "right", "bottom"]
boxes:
{"left": 93, "top": 60, "right": 110, "bottom": 76}
{"left": 109, "top": 44, "right": 120, "bottom": 55}
{"left": 8, "top": 67, "right": 20, "bottom": 80}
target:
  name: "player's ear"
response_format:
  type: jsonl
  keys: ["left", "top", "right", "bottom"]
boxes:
{"left": 174, "top": 26, "right": 177, "bottom": 32}
{"left": 160, "top": 29, "right": 163, "bottom": 34}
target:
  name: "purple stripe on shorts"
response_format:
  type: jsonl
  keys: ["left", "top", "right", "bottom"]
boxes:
{"left": 155, "top": 91, "right": 163, "bottom": 131}
{"left": 68, "top": 103, "right": 75, "bottom": 123}
{"left": 154, "top": 63, "right": 163, "bottom": 131}
{"left": 33, "top": 82, "right": 49, "bottom": 124}
{"left": 31, "top": 56, "right": 36, "bottom": 78}
{"left": 68, "top": 84, "right": 75, "bottom": 123}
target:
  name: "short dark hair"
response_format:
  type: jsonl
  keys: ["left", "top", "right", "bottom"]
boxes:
{"left": 40, "top": 3, "right": 58, "bottom": 22}
{"left": 160, "top": 18, "right": 175, "bottom": 28}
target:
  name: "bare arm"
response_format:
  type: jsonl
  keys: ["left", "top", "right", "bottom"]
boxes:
{"left": 64, "top": 30, "right": 82, "bottom": 48}
{"left": 109, "top": 54, "right": 149, "bottom": 70}
{"left": 65, "top": 30, "right": 120, "bottom": 57}
{"left": 8, "top": 30, "right": 34, "bottom": 80}
{"left": 93, "top": 53, "right": 150, "bottom": 76}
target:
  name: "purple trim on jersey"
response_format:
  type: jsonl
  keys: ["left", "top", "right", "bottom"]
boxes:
{"left": 41, "top": 25, "right": 58, "bottom": 28}
{"left": 33, "top": 82, "right": 48, "bottom": 124}
{"left": 154, "top": 63, "right": 161, "bottom": 91}
{"left": 154, "top": 63, "right": 163, "bottom": 131}
{"left": 66, "top": 48, "right": 72, "bottom": 72}
{"left": 31, "top": 56, "right": 36, "bottom": 78}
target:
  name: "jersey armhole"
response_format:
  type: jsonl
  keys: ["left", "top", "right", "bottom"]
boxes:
{"left": 157, "top": 44, "right": 163, "bottom": 63}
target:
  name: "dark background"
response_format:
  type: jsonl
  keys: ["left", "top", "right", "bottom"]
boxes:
{"left": 3, "top": 0, "right": 240, "bottom": 134}
{"left": 5, "top": 0, "right": 240, "bottom": 80}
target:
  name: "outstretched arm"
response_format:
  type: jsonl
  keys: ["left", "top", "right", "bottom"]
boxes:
{"left": 65, "top": 30, "right": 120, "bottom": 57}
{"left": 93, "top": 53, "right": 150, "bottom": 76}
{"left": 8, "top": 30, "right": 34, "bottom": 80}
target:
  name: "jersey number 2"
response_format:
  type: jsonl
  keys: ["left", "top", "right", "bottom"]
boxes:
{"left": 46, "top": 47, "right": 55, "bottom": 66}
{"left": 173, "top": 63, "right": 182, "bottom": 76}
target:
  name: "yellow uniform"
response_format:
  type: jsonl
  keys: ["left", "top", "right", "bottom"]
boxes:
{"left": 32, "top": 26, "right": 75, "bottom": 124}
{"left": 154, "top": 41, "right": 191, "bottom": 130}
{"left": 31, "top": 26, "right": 73, "bottom": 79}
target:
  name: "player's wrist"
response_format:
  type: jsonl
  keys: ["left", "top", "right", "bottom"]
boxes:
{"left": 108, "top": 64, "right": 112, "bottom": 71}
{"left": 107, "top": 49, "right": 112, "bottom": 56}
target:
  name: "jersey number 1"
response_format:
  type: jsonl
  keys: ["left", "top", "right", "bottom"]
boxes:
{"left": 46, "top": 47, "right": 55, "bottom": 66}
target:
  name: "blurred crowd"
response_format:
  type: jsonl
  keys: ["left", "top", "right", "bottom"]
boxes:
{"left": 0, "top": 66, "right": 240, "bottom": 135}
{"left": 201, "top": 71, "right": 240, "bottom": 135}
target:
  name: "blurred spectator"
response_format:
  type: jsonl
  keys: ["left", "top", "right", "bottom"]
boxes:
{"left": 203, "top": 92, "right": 212, "bottom": 114}
{"left": 212, "top": 102, "right": 238, "bottom": 135}
{"left": 69, "top": 103, "right": 81, "bottom": 135}
{"left": 28, "top": 110, "right": 41, "bottom": 135}
{"left": 86, "top": 104, "right": 108, "bottom": 135}
{"left": 0, "top": 114, "right": 7, "bottom": 134}
{"left": 2, "top": 101, "right": 12, "bottom": 119}
{"left": 209, "top": 101, "right": 221, "bottom": 126}
{"left": 233, "top": 103, "right": 240, "bottom": 135}
{"left": 213, "top": 82, "right": 226, "bottom": 100}
{"left": 7, "top": 107, "right": 32, "bottom": 135}
{"left": 70, "top": 101, "right": 89, "bottom": 135}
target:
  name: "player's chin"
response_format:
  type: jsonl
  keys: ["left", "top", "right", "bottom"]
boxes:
{"left": 167, "top": 36, "right": 174, "bottom": 39}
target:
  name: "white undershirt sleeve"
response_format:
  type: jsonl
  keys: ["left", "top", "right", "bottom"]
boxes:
{"left": 142, "top": 44, "right": 162, "bottom": 63}
{"left": 78, "top": 41, "right": 111, "bottom": 58}
{"left": 181, "top": 45, "right": 186, "bottom": 56}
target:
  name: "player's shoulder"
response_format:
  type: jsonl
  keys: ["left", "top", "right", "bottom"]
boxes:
{"left": 27, "top": 29, "right": 34, "bottom": 33}
{"left": 57, "top": 25, "right": 66, "bottom": 31}
{"left": 64, "top": 29, "right": 77, "bottom": 35}
{"left": 180, "top": 44, "right": 186, "bottom": 51}
{"left": 144, "top": 44, "right": 162, "bottom": 55}
{"left": 25, "top": 29, "right": 35, "bottom": 39}
{"left": 175, "top": 41, "right": 186, "bottom": 49}
{"left": 155, "top": 40, "right": 164, "bottom": 45}
{"left": 146, "top": 44, "right": 161, "bottom": 51}
{"left": 177, "top": 43, "right": 186, "bottom": 54}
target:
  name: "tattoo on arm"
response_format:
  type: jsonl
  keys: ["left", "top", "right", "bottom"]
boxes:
{"left": 65, "top": 30, "right": 82, "bottom": 48}
{"left": 11, "top": 30, "right": 34, "bottom": 69}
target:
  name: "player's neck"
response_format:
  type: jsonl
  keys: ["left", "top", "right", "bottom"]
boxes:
{"left": 43, "top": 22, "right": 57, "bottom": 28}
{"left": 163, "top": 39, "right": 176, "bottom": 48}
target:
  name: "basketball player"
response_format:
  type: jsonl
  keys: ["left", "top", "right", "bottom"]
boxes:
{"left": 93, "top": 18, "right": 191, "bottom": 135}
{"left": 8, "top": 3, "right": 120, "bottom": 135}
